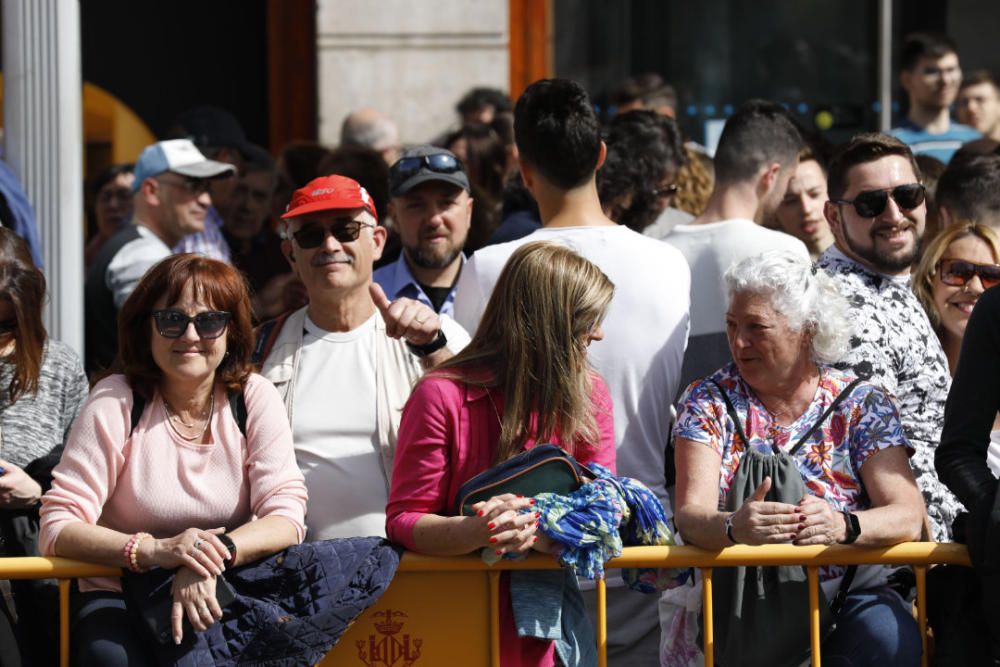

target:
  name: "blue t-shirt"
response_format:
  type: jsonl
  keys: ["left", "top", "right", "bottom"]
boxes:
{"left": 889, "top": 118, "right": 981, "bottom": 164}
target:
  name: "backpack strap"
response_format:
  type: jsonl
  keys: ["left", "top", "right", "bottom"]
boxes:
{"left": 129, "top": 393, "right": 146, "bottom": 437}
{"left": 708, "top": 379, "right": 753, "bottom": 451}
{"left": 787, "top": 378, "right": 863, "bottom": 455}
{"left": 229, "top": 390, "right": 248, "bottom": 438}
{"left": 130, "top": 389, "right": 247, "bottom": 437}
{"left": 251, "top": 310, "right": 293, "bottom": 369}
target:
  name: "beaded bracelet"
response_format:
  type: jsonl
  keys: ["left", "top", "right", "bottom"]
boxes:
{"left": 125, "top": 532, "right": 152, "bottom": 573}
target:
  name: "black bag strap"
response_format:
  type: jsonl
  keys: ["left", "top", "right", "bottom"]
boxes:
{"left": 708, "top": 379, "right": 753, "bottom": 450}
{"left": 829, "top": 563, "right": 858, "bottom": 615}
{"left": 787, "top": 378, "right": 863, "bottom": 455}
{"left": 129, "top": 389, "right": 247, "bottom": 437}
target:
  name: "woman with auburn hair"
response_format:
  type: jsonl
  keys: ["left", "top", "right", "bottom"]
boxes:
{"left": 912, "top": 222, "right": 1000, "bottom": 374}
{"left": 40, "top": 253, "right": 307, "bottom": 666}
{"left": 386, "top": 241, "right": 617, "bottom": 666}
{"left": 0, "top": 228, "right": 88, "bottom": 666}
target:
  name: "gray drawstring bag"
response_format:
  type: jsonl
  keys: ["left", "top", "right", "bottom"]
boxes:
{"left": 698, "top": 379, "right": 859, "bottom": 667}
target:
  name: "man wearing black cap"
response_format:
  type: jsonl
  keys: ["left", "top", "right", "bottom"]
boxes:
{"left": 374, "top": 146, "right": 473, "bottom": 317}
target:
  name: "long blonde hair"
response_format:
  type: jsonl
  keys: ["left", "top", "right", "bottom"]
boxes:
{"left": 434, "top": 241, "right": 614, "bottom": 463}
{"left": 912, "top": 221, "right": 1000, "bottom": 332}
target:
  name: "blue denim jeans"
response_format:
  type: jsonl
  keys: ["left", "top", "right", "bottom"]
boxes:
{"left": 823, "top": 587, "right": 921, "bottom": 667}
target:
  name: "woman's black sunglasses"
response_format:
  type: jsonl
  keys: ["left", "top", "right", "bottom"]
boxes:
{"left": 151, "top": 310, "right": 231, "bottom": 339}
{"left": 834, "top": 183, "right": 926, "bottom": 218}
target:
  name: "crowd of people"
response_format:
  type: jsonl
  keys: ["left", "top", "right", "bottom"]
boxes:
{"left": 0, "top": 27, "right": 998, "bottom": 667}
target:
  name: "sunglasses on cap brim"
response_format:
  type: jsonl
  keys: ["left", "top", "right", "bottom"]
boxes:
{"left": 389, "top": 154, "right": 462, "bottom": 192}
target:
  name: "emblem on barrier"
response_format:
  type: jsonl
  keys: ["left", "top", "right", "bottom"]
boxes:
{"left": 356, "top": 609, "right": 423, "bottom": 666}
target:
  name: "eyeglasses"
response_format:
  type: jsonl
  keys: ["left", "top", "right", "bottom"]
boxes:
{"left": 290, "top": 219, "right": 374, "bottom": 249}
{"left": 653, "top": 184, "right": 679, "bottom": 199}
{"left": 389, "top": 153, "right": 462, "bottom": 192}
{"left": 0, "top": 319, "right": 16, "bottom": 336}
{"left": 937, "top": 258, "right": 1000, "bottom": 290}
{"left": 151, "top": 310, "right": 231, "bottom": 339}
{"left": 159, "top": 176, "right": 212, "bottom": 196}
{"left": 834, "top": 183, "right": 926, "bottom": 218}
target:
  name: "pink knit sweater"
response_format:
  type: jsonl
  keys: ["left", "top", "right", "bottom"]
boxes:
{"left": 40, "top": 373, "right": 308, "bottom": 591}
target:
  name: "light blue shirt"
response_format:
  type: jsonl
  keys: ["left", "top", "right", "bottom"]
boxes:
{"left": 889, "top": 118, "right": 981, "bottom": 164}
{"left": 372, "top": 253, "right": 463, "bottom": 317}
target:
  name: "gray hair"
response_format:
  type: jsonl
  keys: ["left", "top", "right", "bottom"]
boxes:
{"left": 340, "top": 109, "right": 399, "bottom": 152}
{"left": 724, "top": 250, "right": 851, "bottom": 365}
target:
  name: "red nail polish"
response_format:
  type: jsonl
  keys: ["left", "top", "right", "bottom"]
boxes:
{"left": 489, "top": 537, "right": 497, "bottom": 543}
{"left": 477, "top": 510, "right": 484, "bottom": 517}
{"left": 487, "top": 522, "right": 495, "bottom": 530}
{"left": 517, "top": 495, "right": 524, "bottom": 498}
{"left": 534, "top": 511, "right": 540, "bottom": 518}
{"left": 495, "top": 549, "right": 503, "bottom": 555}
{"left": 529, "top": 499, "right": 536, "bottom": 505}
{"left": 532, "top": 536, "right": 538, "bottom": 543}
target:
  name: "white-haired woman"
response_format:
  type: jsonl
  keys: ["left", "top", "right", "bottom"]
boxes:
{"left": 672, "top": 250, "right": 925, "bottom": 667}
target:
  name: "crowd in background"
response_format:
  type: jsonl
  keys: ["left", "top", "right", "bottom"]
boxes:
{"left": 0, "top": 27, "right": 1000, "bottom": 667}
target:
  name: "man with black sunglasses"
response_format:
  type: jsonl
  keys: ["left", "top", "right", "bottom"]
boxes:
{"left": 818, "top": 132, "right": 958, "bottom": 543}
{"left": 257, "top": 174, "right": 469, "bottom": 544}
{"left": 84, "top": 139, "right": 234, "bottom": 375}
{"left": 374, "top": 146, "right": 472, "bottom": 317}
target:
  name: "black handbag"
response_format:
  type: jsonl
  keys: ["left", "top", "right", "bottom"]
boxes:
{"left": 453, "top": 443, "right": 594, "bottom": 516}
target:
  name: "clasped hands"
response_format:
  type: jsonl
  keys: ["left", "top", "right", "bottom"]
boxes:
{"left": 137, "top": 527, "right": 232, "bottom": 644}
{"left": 727, "top": 476, "right": 847, "bottom": 546}
{"left": 468, "top": 493, "right": 555, "bottom": 556}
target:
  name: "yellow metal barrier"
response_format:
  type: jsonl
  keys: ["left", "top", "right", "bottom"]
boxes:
{"left": 0, "top": 544, "right": 971, "bottom": 667}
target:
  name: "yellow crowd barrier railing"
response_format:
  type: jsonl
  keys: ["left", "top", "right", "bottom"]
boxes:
{"left": 0, "top": 544, "right": 971, "bottom": 667}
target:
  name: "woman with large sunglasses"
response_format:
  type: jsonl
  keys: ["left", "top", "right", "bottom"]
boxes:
{"left": 913, "top": 222, "right": 1000, "bottom": 375}
{"left": 0, "top": 227, "right": 89, "bottom": 666}
{"left": 40, "top": 253, "right": 307, "bottom": 666}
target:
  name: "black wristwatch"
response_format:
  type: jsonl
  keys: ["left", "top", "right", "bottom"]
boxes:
{"left": 217, "top": 533, "right": 237, "bottom": 568}
{"left": 406, "top": 330, "right": 448, "bottom": 357}
{"left": 840, "top": 510, "right": 861, "bottom": 544}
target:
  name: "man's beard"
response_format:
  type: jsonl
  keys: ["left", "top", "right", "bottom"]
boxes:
{"left": 843, "top": 221, "right": 919, "bottom": 273}
{"left": 406, "top": 241, "right": 461, "bottom": 270}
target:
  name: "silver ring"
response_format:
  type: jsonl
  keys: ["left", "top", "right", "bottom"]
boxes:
{"left": 199, "top": 605, "right": 210, "bottom": 615}
{"left": 193, "top": 538, "right": 204, "bottom": 550}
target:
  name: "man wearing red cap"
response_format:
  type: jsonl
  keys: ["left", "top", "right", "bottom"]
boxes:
{"left": 258, "top": 174, "right": 469, "bottom": 541}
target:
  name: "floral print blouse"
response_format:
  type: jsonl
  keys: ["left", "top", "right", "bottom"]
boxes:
{"left": 674, "top": 363, "right": 911, "bottom": 513}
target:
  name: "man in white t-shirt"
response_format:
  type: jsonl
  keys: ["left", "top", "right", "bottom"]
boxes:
{"left": 258, "top": 174, "right": 469, "bottom": 541}
{"left": 665, "top": 100, "right": 810, "bottom": 395}
{"left": 453, "top": 78, "right": 691, "bottom": 666}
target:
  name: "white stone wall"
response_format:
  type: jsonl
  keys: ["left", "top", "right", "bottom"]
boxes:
{"left": 317, "top": 0, "right": 510, "bottom": 147}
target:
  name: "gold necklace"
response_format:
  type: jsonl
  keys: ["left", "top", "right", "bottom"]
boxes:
{"left": 164, "top": 393, "right": 214, "bottom": 442}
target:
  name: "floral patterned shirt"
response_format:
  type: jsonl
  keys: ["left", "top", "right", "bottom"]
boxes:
{"left": 817, "top": 246, "right": 958, "bottom": 542}
{"left": 674, "top": 364, "right": 910, "bottom": 513}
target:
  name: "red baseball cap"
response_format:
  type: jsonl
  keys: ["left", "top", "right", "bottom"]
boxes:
{"left": 281, "top": 174, "right": 379, "bottom": 223}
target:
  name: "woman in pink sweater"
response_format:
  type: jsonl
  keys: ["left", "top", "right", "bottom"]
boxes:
{"left": 386, "top": 241, "right": 617, "bottom": 667}
{"left": 40, "top": 254, "right": 307, "bottom": 666}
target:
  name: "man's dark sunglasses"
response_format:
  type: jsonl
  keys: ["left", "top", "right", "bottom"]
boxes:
{"left": 291, "top": 220, "right": 374, "bottom": 249}
{"left": 834, "top": 183, "right": 925, "bottom": 218}
{"left": 937, "top": 258, "right": 1000, "bottom": 290}
{"left": 389, "top": 154, "right": 462, "bottom": 192}
{"left": 159, "top": 175, "right": 212, "bottom": 196}
{"left": 151, "top": 310, "right": 231, "bottom": 339}
{"left": 0, "top": 319, "right": 16, "bottom": 336}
